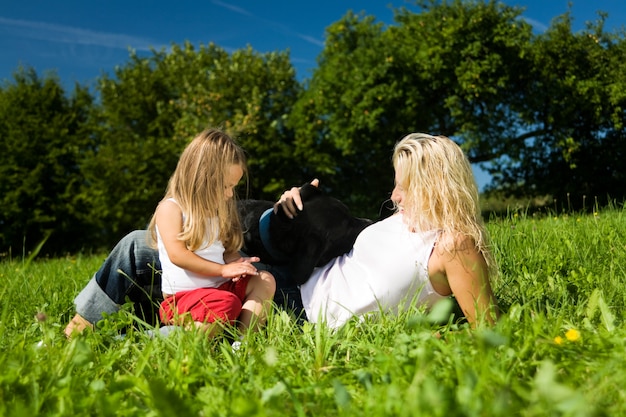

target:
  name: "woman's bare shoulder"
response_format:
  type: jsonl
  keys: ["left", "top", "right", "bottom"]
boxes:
{"left": 436, "top": 231, "right": 478, "bottom": 255}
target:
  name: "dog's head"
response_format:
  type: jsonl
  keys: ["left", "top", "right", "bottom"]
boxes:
{"left": 270, "top": 183, "right": 372, "bottom": 285}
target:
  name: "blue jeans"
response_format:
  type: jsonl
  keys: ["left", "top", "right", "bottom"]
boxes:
{"left": 73, "top": 230, "right": 304, "bottom": 326}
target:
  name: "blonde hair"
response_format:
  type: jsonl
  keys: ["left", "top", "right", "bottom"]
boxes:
{"left": 149, "top": 128, "right": 246, "bottom": 252}
{"left": 392, "top": 133, "right": 492, "bottom": 263}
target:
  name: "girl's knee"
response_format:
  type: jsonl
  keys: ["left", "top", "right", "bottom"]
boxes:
{"left": 249, "top": 271, "right": 276, "bottom": 299}
{"left": 262, "top": 270, "right": 276, "bottom": 293}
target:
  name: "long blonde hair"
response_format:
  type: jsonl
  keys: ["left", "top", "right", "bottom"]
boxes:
{"left": 149, "top": 128, "right": 246, "bottom": 252}
{"left": 392, "top": 133, "right": 491, "bottom": 262}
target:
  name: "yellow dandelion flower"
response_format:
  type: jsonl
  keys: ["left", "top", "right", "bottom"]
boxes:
{"left": 554, "top": 336, "right": 564, "bottom": 345}
{"left": 565, "top": 329, "right": 581, "bottom": 342}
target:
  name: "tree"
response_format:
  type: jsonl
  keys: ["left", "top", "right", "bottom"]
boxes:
{"left": 290, "top": 0, "right": 626, "bottom": 209}
{"left": 78, "top": 46, "right": 193, "bottom": 245}
{"left": 391, "top": 0, "right": 534, "bottom": 164}
{"left": 493, "top": 11, "right": 626, "bottom": 205}
{"left": 0, "top": 67, "right": 93, "bottom": 255}
{"left": 79, "top": 42, "right": 301, "bottom": 247}
{"left": 288, "top": 1, "right": 533, "bottom": 216}
{"left": 168, "top": 44, "right": 302, "bottom": 198}
{"left": 288, "top": 11, "right": 412, "bottom": 217}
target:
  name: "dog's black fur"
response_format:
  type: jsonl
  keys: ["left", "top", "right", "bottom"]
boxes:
{"left": 237, "top": 199, "right": 276, "bottom": 263}
{"left": 238, "top": 183, "right": 373, "bottom": 286}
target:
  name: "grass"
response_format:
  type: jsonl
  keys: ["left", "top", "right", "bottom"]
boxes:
{"left": 1, "top": 207, "right": 626, "bottom": 416}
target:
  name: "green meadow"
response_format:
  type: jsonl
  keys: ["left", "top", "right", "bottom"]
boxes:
{"left": 1, "top": 207, "right": 625, "bottom": 416}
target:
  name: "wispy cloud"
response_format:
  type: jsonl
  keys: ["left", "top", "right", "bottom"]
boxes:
{"left": 520, "top": 17, "right": 549, "bottom": 33}
{"left": 211, "top": 0, "right": 324, "bottom": 47}
{"left": 296, "top": 34, "right": 324, "bottom": 47}
{"left": 211, "top": 1, "right": 253, "bottom": 18}
{"left": 0, "top": 16, "right": 159, "bottom": 51}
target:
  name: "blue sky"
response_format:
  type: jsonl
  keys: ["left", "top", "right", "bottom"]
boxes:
{"left": 1, "top": 0, "right": 624, "bottom": 88}
{"left": 1, "top": 1, "right": 625, "bottom": 189}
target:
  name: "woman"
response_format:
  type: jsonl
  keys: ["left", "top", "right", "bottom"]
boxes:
{"left": 276, "top": 133, "right": 498, "bottom": 328}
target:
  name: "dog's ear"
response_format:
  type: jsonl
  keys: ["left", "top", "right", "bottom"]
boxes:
{"left": 299, "top": 182, "right": 322, "bottom": 202}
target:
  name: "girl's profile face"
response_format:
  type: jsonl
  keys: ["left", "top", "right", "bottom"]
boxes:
{"left": 224, "top": 164, "right": 243, "bottom": 200}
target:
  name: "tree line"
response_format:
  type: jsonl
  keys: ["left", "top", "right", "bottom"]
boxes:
{"left": 1, "top": 0, "right": 625, "bottom": 256}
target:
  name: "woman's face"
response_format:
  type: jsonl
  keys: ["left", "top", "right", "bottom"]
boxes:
{"left": 391, "top": 168, "right": 406, "bottom": 211}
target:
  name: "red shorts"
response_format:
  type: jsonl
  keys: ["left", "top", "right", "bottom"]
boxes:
{"left": 159, "top": 277, "right": 250, "bottom": 325}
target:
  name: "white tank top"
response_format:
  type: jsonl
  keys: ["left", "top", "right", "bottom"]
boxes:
{"left": 300, "top": 213, "right": 446, "bottom": 328}
{"left": 157, "top": 199, "right": 229, "bottom": 294}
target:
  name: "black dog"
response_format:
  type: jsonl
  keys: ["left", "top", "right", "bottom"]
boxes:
{"left": 238, "top": 183, "right": 373, "bottom": 286}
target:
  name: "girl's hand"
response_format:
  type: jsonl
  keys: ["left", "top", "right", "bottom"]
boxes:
{"left": 221, "top": 259, "right": 259, "bottom": 282}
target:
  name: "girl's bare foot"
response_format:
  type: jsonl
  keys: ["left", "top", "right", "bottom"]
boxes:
{"left": 64, "top": 314, "right": 94, "bottom": 339}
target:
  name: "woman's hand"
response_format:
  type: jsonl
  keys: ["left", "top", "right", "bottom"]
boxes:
{"left": 274, "top": 178, "right": 319, "bottom": 219}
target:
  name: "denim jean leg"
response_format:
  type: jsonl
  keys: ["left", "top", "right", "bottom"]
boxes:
{"left": 74, "top": 277, "right": 119, "bottom": 325}
{"left": 95, "top": 230, "right": 161, "bottom": 304}
{"left": 74, "top": 230, "right": 162, "bottom": 325}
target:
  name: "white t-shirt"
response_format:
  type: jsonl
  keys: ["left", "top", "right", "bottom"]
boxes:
{"left": 157, "top": 199, "right": 229, "bottom": 294}
{"left": 300, "top": 213, "right": 446, "bottom": 328}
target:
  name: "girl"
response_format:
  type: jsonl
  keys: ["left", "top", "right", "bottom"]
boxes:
{"left": 149, "top": 128, "right": 275, "bottom": 336}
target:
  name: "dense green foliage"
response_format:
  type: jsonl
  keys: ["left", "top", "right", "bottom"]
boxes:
{"left": 0, "top": 69, "right": 94, "bottom": 254}
{"left": 501, "top": 11, "right": 626, "bottom": 200}
{"left": 288, "top": 1, "right": 535, "bottom": 209}
{"left": 80, "top": 43, "right": 301, "bottom": 245}
{"left": 1, "top": 208, "right": 625, "bottom": 416}
{"left": 2, "top": 0, "right": 626, "bottom": 254}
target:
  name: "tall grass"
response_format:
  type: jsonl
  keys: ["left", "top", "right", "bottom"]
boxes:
{"left": 1, "top": 207, "right": 625, "bottom": 416}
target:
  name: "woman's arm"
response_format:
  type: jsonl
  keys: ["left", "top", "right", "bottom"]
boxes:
{"left": 155, "top": 200, "right": 258, "bottom": 279}
{"left": 431, "top": 233, "right": 499, "bottom": 326}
